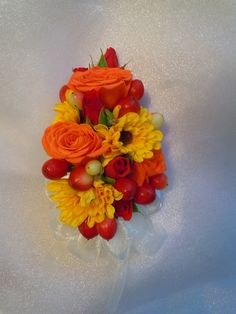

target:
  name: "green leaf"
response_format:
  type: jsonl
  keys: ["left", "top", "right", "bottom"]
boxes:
{"left": 98, "top": 108, "right": 108, "bottom": 125}
{"left": 97, "top": 49, "right": 108, "bottom": 67}
{"left": 104, "top": 109, "right": 115, "bottom": 126}
{"left": 132, "top": 201, "right": 140, "bottom": 213}
{"left": 102, "top": 175, "right": 115, "bottom": 185}
{"left": 121, "top": 59, "right": 131, "bottom": 69}
{"left": 104, "top": 109, "right": 113, "bottom": 119}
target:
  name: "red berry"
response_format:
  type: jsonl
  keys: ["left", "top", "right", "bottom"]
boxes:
{"left": 114, "top": 178, "right": 137, "bottom": 201}
{"left": 150, "top": 173, "right": 168, "bottom": 190}
{"left": 96, "top": 218, "right": 117, "bottom": 240}
{"left": 42, "top": 159, "right": 69, "bottom": 180}
{"left": 118, "top": 96, "right": 140, "bottom": 117}
{"left": 68, "top": 166, "right": 94, "bottom": 191}
{"left": 128, "top": 79, "right": 144, "bottom": 100}
{"left": 135, "top": 183, "right": 156, "bottom": 204}
{"left": 79, "top": 221, "right": 98, "bottom": 239}
{"left": 59, "top": 85, "right": 68, "bottom": 102}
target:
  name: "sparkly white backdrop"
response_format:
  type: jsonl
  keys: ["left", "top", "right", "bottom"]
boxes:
{"left": 1, "top": 1, "right": 236, "bottom": 314}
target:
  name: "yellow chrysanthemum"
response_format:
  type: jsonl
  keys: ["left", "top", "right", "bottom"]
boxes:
{"left": 94, "top": 106, "right": 163, "bottom": 166}
{"left": 47, "top": 179, "right": 123, "bottom": 228}
{"left": 52, "top": 90, "right": 80, "bottom": 124}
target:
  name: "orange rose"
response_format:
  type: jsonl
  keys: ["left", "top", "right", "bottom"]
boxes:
{"left": 67, "top": 66, "right": 132, "bottom": 110}
{"left": 42, "top": 121, "right": 106, "bottom": 164}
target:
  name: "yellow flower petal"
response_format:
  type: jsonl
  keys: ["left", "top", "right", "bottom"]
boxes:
{"left": 98, "top": 106, "right": 163, "bottom": 164}
{"left": 113, "top": 105, "right": 121, "bottom": 119}
{"left": 94, "top": 124, "right": 109, "bottom": 138}
{"left": 106, "top": 204, "right": 115, "bottom": 219}
{"left": 46, "top": 179, "right": 122, "bottom": 228}
{"left": 52, "top": 97, "right": 79, "bottom": 124}
{"left": 77, "top": 189, "right": 95, "bottom": 208}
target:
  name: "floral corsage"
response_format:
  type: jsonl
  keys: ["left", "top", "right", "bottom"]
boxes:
{"left": 42, "top": 48, "right": 168, "bottom": 260}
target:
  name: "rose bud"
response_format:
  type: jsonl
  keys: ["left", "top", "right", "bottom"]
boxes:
{"left": 104, "top": 47, "right": 119, "bottom": 67}
{"left": 82, "top": 89, "right": 104, "bottom": 124}
{"left": 73, "top": 67, "right": 88, "bottom": 73}
{"left": 105, "top": 156, "right": 131, "bottom": 179}
{"left": 114, "top": 200, "right": 133, "bottom": 221}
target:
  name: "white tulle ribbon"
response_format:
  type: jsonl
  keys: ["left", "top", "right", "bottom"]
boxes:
{"left": 48, "top": 211, "right": 167, "bottom": 260}
{"left": 122, "top": 212, "right": 167, "bottom": 256}
{"left": 47, "top": 190, "right": 167, "bottom": 261}
{"left": 48, "top": 207, "right": 78, "bottom": 240}
{"left": 68, "top": 235, "right": 101, "bottom": 262}
{"left": 102, "top": 221, "right": 130, "bottom": 260}
{"left": 46, "top": 190, "right": 167, "bottom": 314}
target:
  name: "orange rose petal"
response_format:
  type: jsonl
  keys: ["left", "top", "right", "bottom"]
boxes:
{"left": 130, "top": 150, "right": 167, "bottom": 186}
{"left": 99, "top": 83, "right": 125, "bottom": 110}
{"left": 145, "top": 150, "right": 166, "bottom": 177}
{"left": 130, "top": 162, "right": 146, "bottom": 187}
{"left": 42, "top": 121, "right": 106, "bottom": 164}
{"left": 67, "top": 67, "right": 132, "bottom": 109}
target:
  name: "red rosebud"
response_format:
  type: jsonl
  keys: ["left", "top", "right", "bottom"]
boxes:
{"left": 104, "top": 47, "right": 119, "bottom": 67}
{"left": 105, "top": 156, "right": 131, "bottom": 179}
{"left": 73, "top": 67, "right": 88, "bottom": 73}
{"left": 114, "top": 200, "right": 133, "bottom": 221}
{"left": 82, "top": 90, "right": 104, "bottom": 124}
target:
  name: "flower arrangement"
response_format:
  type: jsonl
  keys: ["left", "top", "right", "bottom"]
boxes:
{"left": 42, "top": 48, "right": 168, "bottom": 245}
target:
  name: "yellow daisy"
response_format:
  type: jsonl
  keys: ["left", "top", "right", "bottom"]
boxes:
{"left": 52, "top": 90, "right": 80, "bottom": 124}
{"left": 47, "top": 179, "right": 123, "bottom": 228}
{"left": 94, "top": 106, "right": 163, "bottom": 166}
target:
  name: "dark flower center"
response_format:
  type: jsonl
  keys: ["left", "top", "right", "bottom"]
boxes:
{"left": 119, "top": 131, "right": 133, "bottom": 146}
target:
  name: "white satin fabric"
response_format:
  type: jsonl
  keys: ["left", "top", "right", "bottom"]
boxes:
{"left": 1, "top": 1, "right": 236, "bottom": 313}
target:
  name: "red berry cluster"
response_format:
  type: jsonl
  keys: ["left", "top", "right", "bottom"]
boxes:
{"left": 105, "top": 161, "right": 168, "bottom": 216}
{"left": 42, "top": 157, "right": 168, "bottom": 240}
